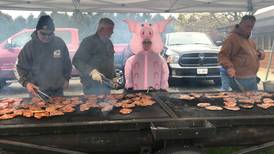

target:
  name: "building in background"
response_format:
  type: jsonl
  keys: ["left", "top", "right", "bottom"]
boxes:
{"left": 253, "top": 10, "right": 274, "bottom": 51}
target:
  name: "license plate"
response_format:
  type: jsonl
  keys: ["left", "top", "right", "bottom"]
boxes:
{"left": 197, "top": 68, "right": 208, "bottom": 74}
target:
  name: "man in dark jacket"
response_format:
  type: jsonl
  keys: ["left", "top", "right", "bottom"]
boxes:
{"left": 73, "top": 18, "right": 117, "bottom": 95}
{"left": 16, "top": 15, "right": 72, "bottom": 96}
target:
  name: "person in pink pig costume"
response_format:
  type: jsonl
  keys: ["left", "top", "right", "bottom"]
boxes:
{"left": 124, "top": 18, "right": 171, "bottom": 91}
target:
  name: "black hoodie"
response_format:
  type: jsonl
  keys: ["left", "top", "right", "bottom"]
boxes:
{"left": 16, "top": 31, "right": 72, "bottom": 91}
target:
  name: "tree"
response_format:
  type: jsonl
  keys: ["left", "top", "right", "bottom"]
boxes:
{"left": 51, "top": 11, "right": 71, "bottom": 28}
{"left": 0, "top": 11, "right": 14, "bottom": 41}
{"left": 175, "top": 12, "right": 244, "bottom": 33}
{"left": 14, "top": 16, "right": 26, "bottom": 32}
{"left": 26, "top": 14, "right": 37, "bottom": 29}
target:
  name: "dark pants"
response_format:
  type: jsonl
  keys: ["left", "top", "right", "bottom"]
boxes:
{"left": 41, "top": 88, "right": 64, "bottom": 96}
{"left": 83, "top": 82, "right": 111, "bottom": 95}
{"left": 229, "top": 77, "right": 258, "bottom": 91}
{"left": 28, "top": 88, "right": 63, "bottom": 98}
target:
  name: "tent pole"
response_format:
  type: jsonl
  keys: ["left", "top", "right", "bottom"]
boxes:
{"left": 247, "top": 0, "right": 254, "bottom": 14}
{"left": 72, "top": 0, "right": 80, "bottom": 12}
{"left": 265, "top": 40, "right": 274, "bottom": 81}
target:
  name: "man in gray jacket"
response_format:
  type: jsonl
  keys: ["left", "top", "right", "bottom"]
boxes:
{"left": 73, "top": 18, "right": 117, "bottom": 95}
{"left": 16, "top": 15, "right": 72, "bottom": 96}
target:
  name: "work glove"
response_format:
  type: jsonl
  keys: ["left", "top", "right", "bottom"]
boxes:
{"left": 63, "top": 80, "right": 69, "bottom": 89}
{"left": 227, "top": 67, "right": 236, "bottom": 77}
{"left": 89, "top": 69, "right": 103, "bottom": 84}
{"left": 26, "top": 82, "right": 39, "bottom": 96}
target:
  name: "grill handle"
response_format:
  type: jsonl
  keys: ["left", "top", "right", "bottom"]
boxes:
{"left": 150, "top": 120, "right": 216, "bottom": 140}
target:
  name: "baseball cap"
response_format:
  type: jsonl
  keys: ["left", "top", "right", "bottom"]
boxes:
{"left": 36, "top": 15, "right": 55, "bottom": 33}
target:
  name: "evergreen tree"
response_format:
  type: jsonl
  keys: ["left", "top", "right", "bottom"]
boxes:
{"left": 0, "top": 11, "right": 14, "bottom": 41}
{"left": 14, "top": 16, "right": 27, "bottom": 32}
{"left": 26, "top": 14, "right": 37, "bottom": 29}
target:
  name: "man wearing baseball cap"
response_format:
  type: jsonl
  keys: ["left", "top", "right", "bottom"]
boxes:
{"left": 16, "top": 15, "right": 72, "bottom": 96}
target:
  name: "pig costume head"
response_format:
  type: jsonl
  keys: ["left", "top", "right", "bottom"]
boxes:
{"left": 124, "top": 18, "right": 171, "bottom": 54}
{"left": 124, "top": 18, "right": 171, "bottom": 90}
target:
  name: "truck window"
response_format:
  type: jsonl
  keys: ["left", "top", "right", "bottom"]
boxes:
{"left": 55, "top": 31, "right": 71, "bottom": 44}
{"left": 10, "top": 31, "right": 71, "bottom": 48}
{"left": 11, "top": 31, "right": 32, "bottom": 48}
{"left": 168, "top": 33, "right": 213, "bottom": 46}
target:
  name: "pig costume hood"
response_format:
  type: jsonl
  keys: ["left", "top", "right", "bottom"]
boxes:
{"left": 124, "top": 18, "right": 171, "bottom": 54}
{"left": 124, "top": 18, "right": 171, "bottom": 90}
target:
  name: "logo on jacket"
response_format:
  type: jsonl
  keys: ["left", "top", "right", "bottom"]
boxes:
{"left": 53, "top": 50, "right": 61, "bottom": 58}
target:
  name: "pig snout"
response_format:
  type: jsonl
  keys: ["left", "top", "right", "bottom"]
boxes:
{"left": 140, "top": 26, "right": 153, "bottom": 39}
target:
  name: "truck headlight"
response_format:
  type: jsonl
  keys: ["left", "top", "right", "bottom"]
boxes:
{"left": 167, "top": 55, "right": 179, "bottom": 64}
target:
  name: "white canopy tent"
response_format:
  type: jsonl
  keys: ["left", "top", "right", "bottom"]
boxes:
{"left": 0, "top": 0, "right": 273, "bottom": 13}
{"left": 0, "top": 0, "right": 273, "bottom": 82}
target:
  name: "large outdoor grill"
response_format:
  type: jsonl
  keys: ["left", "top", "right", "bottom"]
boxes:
{"left": 0, "top": 92, "right": 274, "bottom": 154}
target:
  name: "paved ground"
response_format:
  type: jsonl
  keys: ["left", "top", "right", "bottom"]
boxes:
{"left": 257, "top": 68, "right": 274, "bottom": 90}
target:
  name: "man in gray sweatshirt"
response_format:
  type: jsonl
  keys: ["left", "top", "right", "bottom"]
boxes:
{"left": 73, "top": 18, "right": 117, "bottom": 95}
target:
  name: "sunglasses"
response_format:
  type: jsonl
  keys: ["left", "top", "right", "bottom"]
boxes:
{"left": 39, "top": 31, "right": 54, "bottom": 36}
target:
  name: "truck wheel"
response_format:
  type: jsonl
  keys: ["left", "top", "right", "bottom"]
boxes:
{"left": 115, "top": 68, "right": 125, "bottom": 88}
{"left": 213, "top": 78, "right": 221, "bottom": 86}
{"left": 168, "top": 78, "right": 176, "bottom": 86}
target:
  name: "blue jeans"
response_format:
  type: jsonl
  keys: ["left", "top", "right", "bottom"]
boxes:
{"left": 220, "top": 70, "right": 231, "bottom": 91}
{"left": 229, "top": 77, "right": 258, "bottom": 91}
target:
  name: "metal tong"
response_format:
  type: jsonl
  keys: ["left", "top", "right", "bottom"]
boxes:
{"left": 233, "top": 77, "right": 245, "bottom": 92}
{"left": 146, "top": 87, "right": 155, "bottom": 93}
{"left": 35, "top": 89, "right": 53, "bottom": 103}
{"left": 101, "top": 76, "right": 116, "bottom": 89}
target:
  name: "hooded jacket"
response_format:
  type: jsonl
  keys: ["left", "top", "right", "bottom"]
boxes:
{"left": 72, "top": 33, "right": 115, "bottom": 87}
{"left": 218, "top": 26, "right": 261, "bottom": 78}
{"left": 16, "top": 31, "right": 72, "bottom": 91}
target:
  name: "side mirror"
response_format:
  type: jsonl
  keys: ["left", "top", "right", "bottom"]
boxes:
{"left": 161, "top": 46, "right": 168, "bottom": 56}
{"left": 215, "top": 40, "right": 223, "bottom": 46}
{"left": 5, "top": 38, "right": 15, "bottom": 49}
{"left": 7, "top": 38, "right": 12, "bottom": 44}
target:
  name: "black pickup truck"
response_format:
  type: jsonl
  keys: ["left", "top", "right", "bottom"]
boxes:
{"left": 162, "top": 32, "right": 221, "bottom": 85}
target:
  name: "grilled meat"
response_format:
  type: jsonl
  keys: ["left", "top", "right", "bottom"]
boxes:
{"left": 197, "top": 103, "right": 211, "bottom": 108}
{"left": 119, "top": 108, "right": 132, "bottom": 114}
{"left": 223, "top": 106, "right": 240, "bottom": 111}
{"left": 205, "top": 106, "right": 223, "bottom": 111}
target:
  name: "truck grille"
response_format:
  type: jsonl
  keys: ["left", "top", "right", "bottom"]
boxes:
{"left": 179, "top": 52, "right": 218, "bottom": 67}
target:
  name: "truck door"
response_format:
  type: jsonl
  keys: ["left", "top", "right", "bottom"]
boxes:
{"left": 0, "top": 31, "right": 32, "bottom": 79}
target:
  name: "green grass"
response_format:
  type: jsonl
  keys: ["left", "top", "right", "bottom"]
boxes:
{"left": 206, "top": 147, "right": 274, "bottom": 154}
{"left": 206, "top": 147, "right": 241, "bottom": 154}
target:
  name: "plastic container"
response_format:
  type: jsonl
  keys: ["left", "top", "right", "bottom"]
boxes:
{"left": 263, "top": 81, "right": 274, "bottom": 92}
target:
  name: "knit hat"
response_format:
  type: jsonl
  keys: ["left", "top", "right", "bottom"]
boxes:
{"left": 36, "top": 15, "right": 55, "bottom": 33}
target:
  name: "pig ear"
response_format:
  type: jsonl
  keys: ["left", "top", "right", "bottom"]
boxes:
{"left": 155, "top": 18, "right": 172, "bottom": 32}
{"left": 123, "top": 19, "right": 139, "bottom": 33}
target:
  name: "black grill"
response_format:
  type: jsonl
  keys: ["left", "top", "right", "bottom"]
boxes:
{"left": 179, "top": 52, "right": 218, "bottom": 67}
